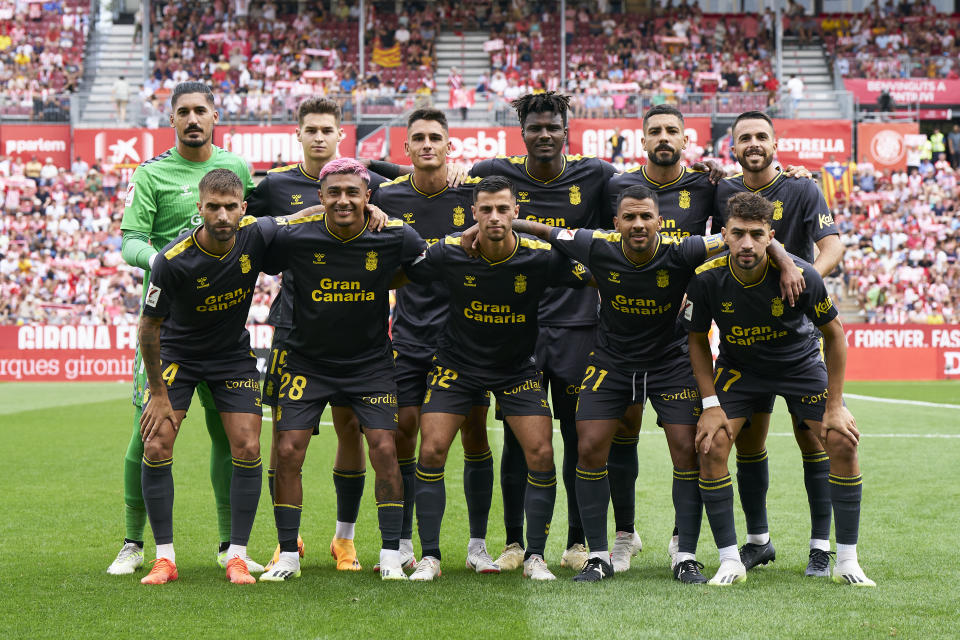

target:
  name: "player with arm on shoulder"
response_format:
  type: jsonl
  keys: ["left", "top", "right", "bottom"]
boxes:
{"left": 509, "top": 185, "right": 801, "bottom": 584}
{"left": 245, "top": 96, "right": 389, "bottom": 573}
{"left": 110, "top": 82, "right": 260, "bottom": 576}
{"left": 713, "top": 111, "right": 845, "bottom": 577}
{"left": 370, "top": 108, "right": 496, "bottom": 572}
{"left": 137, "top": 169, "right": 277, "bottom": 585}
{"left": 685, "top": 192, "right": 873, "bottom": 587}
{"left": 257, "top": 159, "right": 426, "bottom": 582}
{"left": 403, "top": 175, "right": 591, "bottom": 582}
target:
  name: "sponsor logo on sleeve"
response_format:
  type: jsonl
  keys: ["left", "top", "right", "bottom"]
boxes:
{"left": 557, "top": 229, "right": 576, "bottom": 241}
{"left": 124, "top": 183, "right": 136, "bottom": 208}
{"left": 145, "top": 283, "right": 161, "bottom": 307}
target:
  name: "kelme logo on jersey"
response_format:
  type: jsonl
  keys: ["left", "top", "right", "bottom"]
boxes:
{"left": 818, "top": 213, "right": 835, "bottom": 229}
{"left": 403, "top": 212, "right": 415, "bottom": 223}
{"left": 365, "top": 251, "right": 378, "bottom": 271}
{"left": 518, "top": 191, "right": 531, "bottom": 203}
{"left": 452, "top": 206, "right": 465, "bottom": 226}
{"left": 569, "top": 185, "right": 581, "bottom": 205}
{"left": 464, "top": 274, "right": 477, "bottom": 288}
{"left": 313, "top": 253, "right": 326, "bottom": 264}
{"left": 197, "top": 277, "right": 210, "bottom": 289}
{"left": 608, "top": 271, "right": 621, "bottom": 284}
{"left": 773, "top": 200, "right": 783, "bottom": 221}
{"left": 814, "top": 296, "right": 834, "bottom": 318}
{"left": 771, "top": 297, "right": 784, "bottom": 317}
{"left": 290, "top": 194, "right": 303, "bottom": 206}
{"left": 514, "top": 274, "right": 527, "bottom": 294}
{"left": 678, "top": 190, "right": 691, "bottom": 209}
{"left": 656, "top": 269, "right": 670, "bottom": 288}
{"left": 721, "top": 301, "right": 734, "bottom": 313}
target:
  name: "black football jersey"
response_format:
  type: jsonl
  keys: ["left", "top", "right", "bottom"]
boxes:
{"left": 470, "top": 154, "right": 616, "bottom": 327}
{"left": 371, "top": 174, "right": 481, "bottom": 347}
{"left": 405, "top": 232, "right": 590, "bottom": 371}
{"left": 713, "top": 170, "right": 838, "bottom": 264}
{"left": 550, "top": 228, "right": 715, "bottom": 368}
{"left": 142, "top": 216, "right": 278, "bottom": 360}
{"left": 606, "top": 166, "right": 715, "bottom": 239}
{"left": 263, "top": 215, "right": 426, "bottom": 371}
{"left": 684, "top": 253, "right": 839, "bottom": 375}
{"left": 245, "top": 162, "right": 386, "bottom": 329}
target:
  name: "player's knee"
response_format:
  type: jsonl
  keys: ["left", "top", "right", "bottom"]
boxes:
{"left": 670, "top": 439, "right": 697, "bottom": 469}
{"left": 526, "top": 442, "right": 554, "bottom": 470}
{"left": 231, "top": 438, "right": 260, "bottom": 461}
{"left": 143, "top": 440, "right": 171, "bottom": 462}
{"left": 275, "top": 437, "right": 305, "bottom": 470}
{"left": 825, "top": 430, "right": 858, "bottom": 461}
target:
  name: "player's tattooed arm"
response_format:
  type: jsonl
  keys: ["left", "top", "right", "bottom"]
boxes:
{"left": 360, "top": 160, "right": 471, "bottom": 187}
{"left": 688, "top": 331, "right": 732, "bottom": 455}
{"left": 366, "top": 203, "right": 389, "bottom": 231}
{"left": 285, "top": 204, "right": 324, "bottom": 221}
{"left": 818, "top": 317, "right": 860, "bottom": 447}
{"left": 138, "top": 315, "right": 181, "bottom": 442}
{"left": 509, "top": 218, "right": 554, "bottom": 240}
{"left": 691, "top": 158, "right": 727, "bottom": 183}
{"left": 767, "top": 240, "right": 806, "bottom": 307}
{"left": 812, "top": 234, "right": 844, "bottom": 278}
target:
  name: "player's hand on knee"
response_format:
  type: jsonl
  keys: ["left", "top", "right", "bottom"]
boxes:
{"left": 366, "top": 203, "right": 389, "bottom": 231}
{"left": 695, "top": 407, "right": 731, "bottom": 455}
{"left": 822, "top": 405, "right": 860, "bottom": 447}
{"left": 460, "top": 223, "right": 481, "bottom": 257}
{"left": 446, "top": 162, "right": 470, "bottom": 187}
{"left": 139, "top": 395, "right": 179, "bottom": 443}
{"left": 779, "top": 264, "right": 806, "bottom": 307}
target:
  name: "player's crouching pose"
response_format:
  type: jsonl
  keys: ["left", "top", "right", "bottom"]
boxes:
{"left": 257, "top": 159, "right": 427, "bottom": 582}
{"left": 403, "top": 175, "right": 592, "bottom": 582}
{"left": 137, "top": 169, "right": 277, "bottom": 585}
{"left": 685, "top": 192, "right": 874, "bottom": 587}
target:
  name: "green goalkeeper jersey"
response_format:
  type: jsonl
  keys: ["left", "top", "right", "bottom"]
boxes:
{"left": 121, "top": 145, "right": 255, "bottom": 252}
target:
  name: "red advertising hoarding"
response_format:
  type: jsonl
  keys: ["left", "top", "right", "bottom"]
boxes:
{"left": 856, "top": 122, "right": 920, "bottom": 171}
{"left": 568, "top": 117, "right": 713, "bottom": 161}
{"left": 844, "top": 324, "right": 960, "bottom": 380}
{"left": 387, "top": 126, "right": 525, "bottom": 164}
{"left": 843, "top": 79, "right": 960, "bottom": 105}
{"left": 771, "top": 119, "right": 853, "bottom": 168}
{"left": 72, "top": 126, "right": 357, "bottom": 172}
{"left": 0, "top": 324, "right": 276, "bottom": 382}
{"left": 0, "top": 124, "right": 72, "bottom": 165}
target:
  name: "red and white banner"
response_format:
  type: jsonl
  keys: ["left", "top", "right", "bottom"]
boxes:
{"left": 856, "top": 122, "right": 919, "bottom": 171}
{"left": 0, "top": 324, "right": 276, "bottom": 382}
{"left": 772, "top": 119, "right": 853, "bottom": 168}
{"left": 357, "top": 127, "right": 387, "bottom": 160}
{"left": 844, "top": 324, "right": 960, "bottom": 380}
{"left": 567, "top": 117, "right": 712, "bottom": 162}
{"left": 73, "top": 126, "right": 358, "bottom": 172}
{"left": 0, "top": 124, "right": 71, "bottom": 165}
{"left": 843, "top": 79, "right": 960, "bottom": 105}
{"left": 387, "top": 126, "right": 525, "bottom": 164}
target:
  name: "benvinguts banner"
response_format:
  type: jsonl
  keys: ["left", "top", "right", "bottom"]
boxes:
{"left": 4, "top": 323, "right": 960, "bottom": 382}
{"left": 843, "top": 79, "right": 960, "bottom": 105}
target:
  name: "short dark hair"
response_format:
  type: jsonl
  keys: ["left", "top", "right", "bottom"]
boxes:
{"left": 171, "top": 82, "right": 215, "bottom": 108}
{"left": 407, "top": 107, "right": 448, "bottom": 131}
{"left": 725, "top": 192, "right": 773, "bottom": 225}
{"left": 473, "top": 175, "right": 515, "bottom": 202}
{"left": 198, "top": 168, "right": 243, "bottom": 200}
{"left": 642, "top": 104, "right": 684, "bottom": 129}
{"left": 616, "top": 184, "right": 659, "bottom": 214}
{"left": 297, "top": 97, "right": 341, "bottom": 125}
{"left": 732, "top": 111, "right": 774, "bottom": 137}
{"left": 511, "top": 92, "right": 571, "bottom": 129}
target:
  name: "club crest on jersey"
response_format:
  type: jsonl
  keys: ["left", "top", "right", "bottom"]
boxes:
{"left": 518, "top": 191, "right": 531, "bottom": 203}
{"left": 771, "top": 297, "right": 784, "bottom": 317}
{"left": 773, "top": 200, "right": 783, "bottom": 221}
{"left": 313, "top": 253, "right": 326, "bottom": 264}
{"left": 365, "top": 251, "right": 378, "bottom": 271}
{"left": 514, "top": 274, "right": 527, "bottom": 293}
{"left": 239, "top": 254, "right": 251, "bottom": 274}
{"left": 403, "top": 212, "right": 416, "bottom": 223}
{"left": 678, "top": 190, "right": 691, "bottom": 209}
{"left": 180, "top": 185, "right": 192, "bottom": 196}
{"left": 464, "top": 274, "right": 477, "bottom": 288}
{"left": 453, "top": 206, "right": 465, "bottom": 227}
{"left": 608, "top": 271, "right": 621, "bottom": 284}
{"left": 290, "top": 194, "right": 303, "bottom": 206}
{"left": 196, "top": 276, "right": 210, "bottom": 289}
{"left": 656, "top": 269, "right": 669, "bottom": 288}
{"left": 721, "top": 301, "right": 734, "bottom": 313}
{"left": 569, "top": 185, "right": 581, "bottom": 205}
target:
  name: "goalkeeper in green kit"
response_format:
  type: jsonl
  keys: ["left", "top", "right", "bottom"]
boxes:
{"left": 108, "top": 82, "right": 260, "bottom": 575}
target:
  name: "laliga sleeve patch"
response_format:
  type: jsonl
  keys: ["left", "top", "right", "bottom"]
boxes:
{"left": 682, "top": 299, "right": 693, "bottom": 321}
{"left": 124, "top": 183, "right": 136, "bottom": 208}
{"left": 412, "top": 250, "right": 427, "bottom": 265}
{"left": 557, "top": 229, "right": 576, "bottom": 241}
{"left": 145, "top": 283, "right": 161, "bottom": 308}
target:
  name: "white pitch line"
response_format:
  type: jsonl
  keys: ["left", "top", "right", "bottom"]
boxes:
{"left": 844, "top": 393, "right": 960, "bottom": 410}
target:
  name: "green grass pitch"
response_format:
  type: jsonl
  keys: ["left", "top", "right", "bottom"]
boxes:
{"left": 1, "top": 381, "right": 958, "bottom": 639}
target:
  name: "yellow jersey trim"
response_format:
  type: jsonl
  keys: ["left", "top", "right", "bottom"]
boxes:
{"left": 297, "top": 163, "right": 320, "bottom": 182}
{"left": 742, "top": 169, "right": 783, "bottom": 193}
{"left": 620, "top": 233, "right": 661, "bottom": 267}
{"left": 267, "top": 163, "right": 299, "bottom": 174}
{"left": 482, "top": 232, "right": 521, "bottom": 265}
{"left": 191, "top": 228, "right": 237, "bottom": 260}
{"left": 519, "top": 237, "right": 552, "bottom": 251}
{"left": 445, "top": 236, "right": 463, "bottom": 246}
{"left": 524, "top": 156, "right": 566, "bottom": 185}
{"left": 287, "top": 213, "right": 324, "bottom": 225}
{"left": 593, "top": 230, "right": 621, "bottom": 242}
{"left": 325, "top": 214, "right": 368, "bottom": 243}
{"left": 164, "top": 236, "right": 194, "bottom": 260}
{"left": 380, "top": 174, "right": 411, "bottom": 187}
{"left": 238, "top": 215, "right": 256, "bottom": 228}
{"left": 695, "top": 255, "right": 728, "bottom": 274}
{"left": 641, "top": 165, "right": 685, "bottom": 188}
{"left": 729, "top": 256, "right": 770, "bottom": 288}
{"left": 410, "top": 175, "right": 449, "bottom": 198}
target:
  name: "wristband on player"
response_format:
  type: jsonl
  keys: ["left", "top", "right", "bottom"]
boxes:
{"left": 701, "top": 395, "right": 721, "bottom": 410}
{"left": 148, "top": 252, "right": 157, "bottom": 269}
